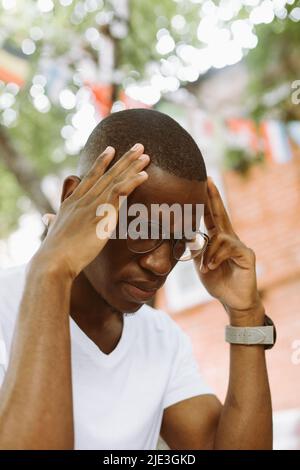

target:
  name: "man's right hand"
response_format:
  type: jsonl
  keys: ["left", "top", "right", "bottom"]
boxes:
{"left": 34, "top": 143, "right": 150, "bottom": 279}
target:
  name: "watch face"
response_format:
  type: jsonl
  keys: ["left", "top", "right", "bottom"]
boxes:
{"left": 264, "top": 315, "right": 277, "bottom": 349}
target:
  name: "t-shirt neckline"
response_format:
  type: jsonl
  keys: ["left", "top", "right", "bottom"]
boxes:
{"left": 70, "top": 313, "right": 136, "bottom": 368}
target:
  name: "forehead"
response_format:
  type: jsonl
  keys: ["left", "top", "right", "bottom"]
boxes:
{"left": 128, "top": 163, "right": 207, "bottom": 207}
{"left": 126, "top": 165, "right": 207, "bottom": 234}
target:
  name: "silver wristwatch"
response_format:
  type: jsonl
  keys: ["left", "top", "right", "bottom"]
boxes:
{"left": 225, "top": 315, "right": 276, "bottom": 349}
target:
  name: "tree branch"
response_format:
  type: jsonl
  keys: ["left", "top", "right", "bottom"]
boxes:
{"left": 0, "top": 125, "right": 54, "bottom": 215}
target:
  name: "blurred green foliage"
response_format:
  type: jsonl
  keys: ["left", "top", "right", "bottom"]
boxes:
{"left": 246, "top": 14, "right": 300, "bottom": 121}
{"left": 0, "top": 162, "right": 23, "bottom": 237}
{"left": 0, "top": 0, "right": 299, "bottom": 237}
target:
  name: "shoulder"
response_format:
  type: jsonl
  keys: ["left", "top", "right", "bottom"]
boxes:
{"left": 136, "top": 303, "right": 178, "bottom": 328}
{"left": 135, "top": 303, "right": 187, "bottom": 346}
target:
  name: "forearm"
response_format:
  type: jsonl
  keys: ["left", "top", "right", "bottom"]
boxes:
{"left": 214, "top": 305, "right": 272, "bottom": 450}
{"left": 0, "top": 255, "right": 74, "bottom": 449}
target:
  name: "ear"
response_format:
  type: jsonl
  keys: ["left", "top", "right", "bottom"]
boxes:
{"left": 61, "top": 175, "right": 81, "bottom": 203}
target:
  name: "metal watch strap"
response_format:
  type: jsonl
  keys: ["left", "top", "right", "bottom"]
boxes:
{"left": 225, "top": 325, "right": 274, "bottom": 346}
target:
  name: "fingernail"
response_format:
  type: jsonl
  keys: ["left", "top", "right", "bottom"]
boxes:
{"left": 105, "top": 146, "right": 115, "bottom": 153}
{"left": 208, "top": 261, "right": 215, "bottom": 269}
{"left": 131, "top": 143, "right": 143, "bottom": 151}
{"left": 138, "top": 154, "right": 150, "bottom": 161}
{"left": 138, "top": 170, "right": 148, "bottom": 178}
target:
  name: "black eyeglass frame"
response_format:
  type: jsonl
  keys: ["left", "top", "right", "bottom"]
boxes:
{"left": 126, "top": 229, "right": 210, "bottom": 262}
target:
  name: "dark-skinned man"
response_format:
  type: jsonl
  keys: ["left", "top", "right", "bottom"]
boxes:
{"left": 0, "top": 109, "right": 273, "bottom": 449}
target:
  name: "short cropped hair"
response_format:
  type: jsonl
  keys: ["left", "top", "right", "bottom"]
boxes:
{"left": 77, "top": 108, "right": 207, "bottom": 181}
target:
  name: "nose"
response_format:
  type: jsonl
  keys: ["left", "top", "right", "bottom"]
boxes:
{"left": 138, "top": 240, "right": 173, "bottom": 277}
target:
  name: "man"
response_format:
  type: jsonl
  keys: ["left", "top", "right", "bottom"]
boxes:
{"left": 0, "top": 109, "right": 273, "bottom": 449}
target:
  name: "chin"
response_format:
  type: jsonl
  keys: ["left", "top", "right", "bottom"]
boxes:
{"left": 115, "top": 298, "right": 144, "bottom": 314}
{"left": 103, "top": 291, "right": 143, "bottom": 314}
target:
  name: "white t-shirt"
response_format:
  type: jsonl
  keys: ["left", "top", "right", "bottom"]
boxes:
{"left": 0, "top": 263, "right": 213, "bottom": 450}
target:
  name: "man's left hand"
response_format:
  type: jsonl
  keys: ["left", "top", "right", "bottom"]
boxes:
{"left": 194, "top": 177, "right": 264, "bottom": 323}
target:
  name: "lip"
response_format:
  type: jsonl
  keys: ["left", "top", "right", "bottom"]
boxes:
{"left": 121, "top": 281, "right": 158, "bottom": 302}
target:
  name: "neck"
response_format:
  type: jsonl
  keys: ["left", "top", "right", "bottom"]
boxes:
{"left": 70, "top": 270, "right": 122, "bottom": 332}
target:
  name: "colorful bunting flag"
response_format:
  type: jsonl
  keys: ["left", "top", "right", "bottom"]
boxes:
{"left": 286, "top": 121, "right": 300, "bottom": 150}
{"left": 227, "top": 118, "right": 259, "bottom": 153}
{"left": 88, "top": 82, "right": 113, "bottom": 117}
{"left": 0, "top": 44, "right": 29, "bottom": 87}
{"left": 260, "top": 120, "right": 292, "bottom": 164}
{"left": 119, "top": 90, "right": 151, "bottom": 110}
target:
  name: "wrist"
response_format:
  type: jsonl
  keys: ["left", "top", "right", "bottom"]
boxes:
{"left": 29, "top": 249, "right": 76, "bottom": 282}
{"left": 223, "top": 301, "right": 266, "bottom": 327}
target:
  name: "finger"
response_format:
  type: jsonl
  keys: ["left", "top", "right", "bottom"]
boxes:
{"left": 207, "top": 177, "right": 235, "bottom": 234}
{"left": 86, "top": 153, "right": 150, "bottom": 202}
{"left": 107, "top": 143, "right": 145, "bottom": 176}
{"left": 74, "top": 146, "right": 116, "bottom": 198}
{"left": 93, "top": 170, "right": 149, "bottom": 243}
{"left": 205, "top": 240, "right": 252, "bottom": 271}
{"left": 85, "top": 143, "right": 146, "bottom": 198}
{"left": 204, "top": 194, "right": 218, "bottom": 238}
{"left": 201, "top": 232, "right": 229, "bottom": 271}
{"left": 206, "top": 244, "right": 234, "bottom": 271}
{"left": 102, "top": 170, "right": 149, "bottom": 206}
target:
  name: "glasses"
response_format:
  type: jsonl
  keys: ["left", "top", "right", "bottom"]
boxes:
{"left": 126, "top": 221, "right": 210, "bottom": 262}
